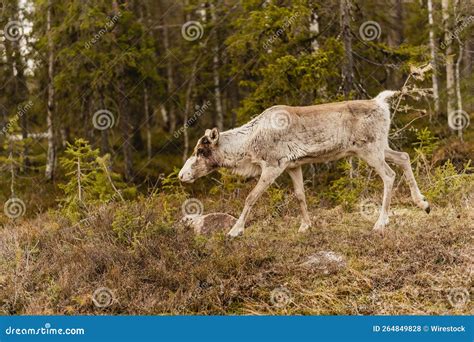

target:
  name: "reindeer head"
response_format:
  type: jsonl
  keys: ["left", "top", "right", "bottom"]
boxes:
{"left": 178, "top": 128, "right": 221, "bottom": 183}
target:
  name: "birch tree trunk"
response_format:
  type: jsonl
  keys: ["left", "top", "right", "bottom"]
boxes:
{"left": 183, "top": 59, "right": 199, "bottom": 162}
{"left": 441, "top": 0, "right": 456, "bottom": 123}
{"left": 2, "top": 1, "right": 29, "bottom": 170}
{"left": 182, "top": 2, "right": 194, "bottom": 162}
{"left": 340, "top": 0, "right": 355, "bottom": 175}
{"left": 455, "top": 40, "right": 464, "bottom": 140}
{"left": 160, "top": 105, "right": 169, "bottom": 128}
{"left": 12, "top": 52, "right": 29, "bottom": 168}
{"left": 45, "top": 0, "right": 56, "bottom": 180}
{"left": 455, "top": 42, "right": 463, "bottom": 113}
{"left": 161, "top": 18, "right": 176, "bottom": 133}
{"left": 211, "top": 3, "right": 224, "bottom": 131}
{"left": 427, "top": 0, "right": 440, "bottom": 114}
{"left": 310, "top": 9, "right": 320, "bottom": 52}
{"left": 340, "top": 0, "right": 354, "bottom": 99}
{"left": 11, "top": 53, "right": 29, "bottom": 168}
{"left": 454, "top": 0, "right": 464, "bottom": 140}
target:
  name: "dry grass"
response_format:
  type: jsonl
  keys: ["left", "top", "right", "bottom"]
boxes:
{"left": 0, "top": 186, "right": 473, "bottom": 315}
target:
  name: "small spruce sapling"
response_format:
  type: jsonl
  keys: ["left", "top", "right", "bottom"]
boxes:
{"left": 59, "top": 138, "right": 133, "bottom": 221}
{"left": 1, "top": 121, "right": 24, "bottom": 199}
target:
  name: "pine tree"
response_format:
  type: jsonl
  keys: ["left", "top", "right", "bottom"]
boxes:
{"left": 59, "top": 138, "right": 133, "bottom": 220}
{"left": 59, "top": 139, "right": 102, "bottom": 219}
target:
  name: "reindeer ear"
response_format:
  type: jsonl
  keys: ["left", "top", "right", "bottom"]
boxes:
{"left": 205, "top": 127, "right": 220, "bottom": 144}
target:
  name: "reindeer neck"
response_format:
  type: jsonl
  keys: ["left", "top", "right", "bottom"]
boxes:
{"left": 218, "top": 118, "right": 259, "bottom": 168}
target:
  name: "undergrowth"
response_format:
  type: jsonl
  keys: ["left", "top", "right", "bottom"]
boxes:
{"left": 0, "top": 131, "right": 473, "bottom": 315}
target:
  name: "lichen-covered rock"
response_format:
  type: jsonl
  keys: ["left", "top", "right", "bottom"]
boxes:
{"left": 300, "top": 251, "right": 346, "bottom": 275}
{"left": 181, "top": 213, "right": 237, "bottom": 235}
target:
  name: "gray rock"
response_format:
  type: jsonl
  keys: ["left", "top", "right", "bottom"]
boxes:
{"left": 181, "top": 213, "right": 237, "bottom": 235}
{"left": 300, "top": 251, "right": 346, "bottom": 274}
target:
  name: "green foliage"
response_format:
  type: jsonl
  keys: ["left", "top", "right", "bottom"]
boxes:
{"left": 111, "top": 205, "right": 144, "bottom": 246}
{"left": 425, "top": 160, "right": 474, "bottom": 204}
{"left": 111, "top": 197, "right": 175, "bottom": 247}
{"left": 209, "top": 169, "right": 246, "bottom": 196}
{"left": 95, "top": 154, "right": 136, "bottom": 201}
{"left": 39, "top": 0, "right": 164, "bottom": 139}
{"left": 59, "top": 139, "right": 99, "bottom": 220}
{"left": 0, "top": 0, "right": 472, "bottom": 231}
{"left": 267, "top": 186, "right": 286, "bottom": 217}
{"left": 161, "top": 168, "right": 184, "bottom": 195}
{"left": 413, "top": 127, "right": 439, "bottom": 158}
{"left": 327, "top": 160, "right": 376, "bottom": 209}
{"left": 412, "top": 127, "right": 439, "bottom": 174}
{"left": 158, "top": 168, "right": 189, "bottom": 223}
{"left": 0, "top": 121, "right": 26, "bottom": 197}
{"left": 237, "top": 42, "right": 344, "bottom": 120}
{"left": 59, "top": 139, "right": 134, "bottom": 221}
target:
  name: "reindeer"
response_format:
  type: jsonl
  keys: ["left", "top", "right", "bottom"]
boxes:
{"left": 179, "top": 91, "right": 430, "bottom": 237}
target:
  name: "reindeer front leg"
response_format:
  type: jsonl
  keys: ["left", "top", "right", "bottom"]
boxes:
{"left": 228, "top": 166, "right": 284, "bottom": 237}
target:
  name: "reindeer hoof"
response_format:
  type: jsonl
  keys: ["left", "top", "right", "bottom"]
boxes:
{"left": 419, "top": 196, "right": 430, "bottom": 213}
{"left": 373, "top": 218, "right": 388, "bottom": 232}
{"left": 373, "top": 227, "right": 386, "bottom": 236}
{"left": 298, "top": 222, "right": 311, "bottom": 233}
{"left": 227, "top": 225, "right": 244, "bottom": 237}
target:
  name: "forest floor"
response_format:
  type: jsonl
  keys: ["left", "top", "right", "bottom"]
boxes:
{"left": 1, "top": 184, "right": 473, "bottom": 315}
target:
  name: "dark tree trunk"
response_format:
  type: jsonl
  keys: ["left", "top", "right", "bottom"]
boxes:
{"left": 340, "top": 0, "right": 354, "bottom": 99}
{"left": 119, "top": 83, "right": 134, "bottom": 180}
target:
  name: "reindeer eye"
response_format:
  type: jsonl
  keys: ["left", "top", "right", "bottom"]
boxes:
{"left": 197, "top": 148, "right": 205, "bottom": 156}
